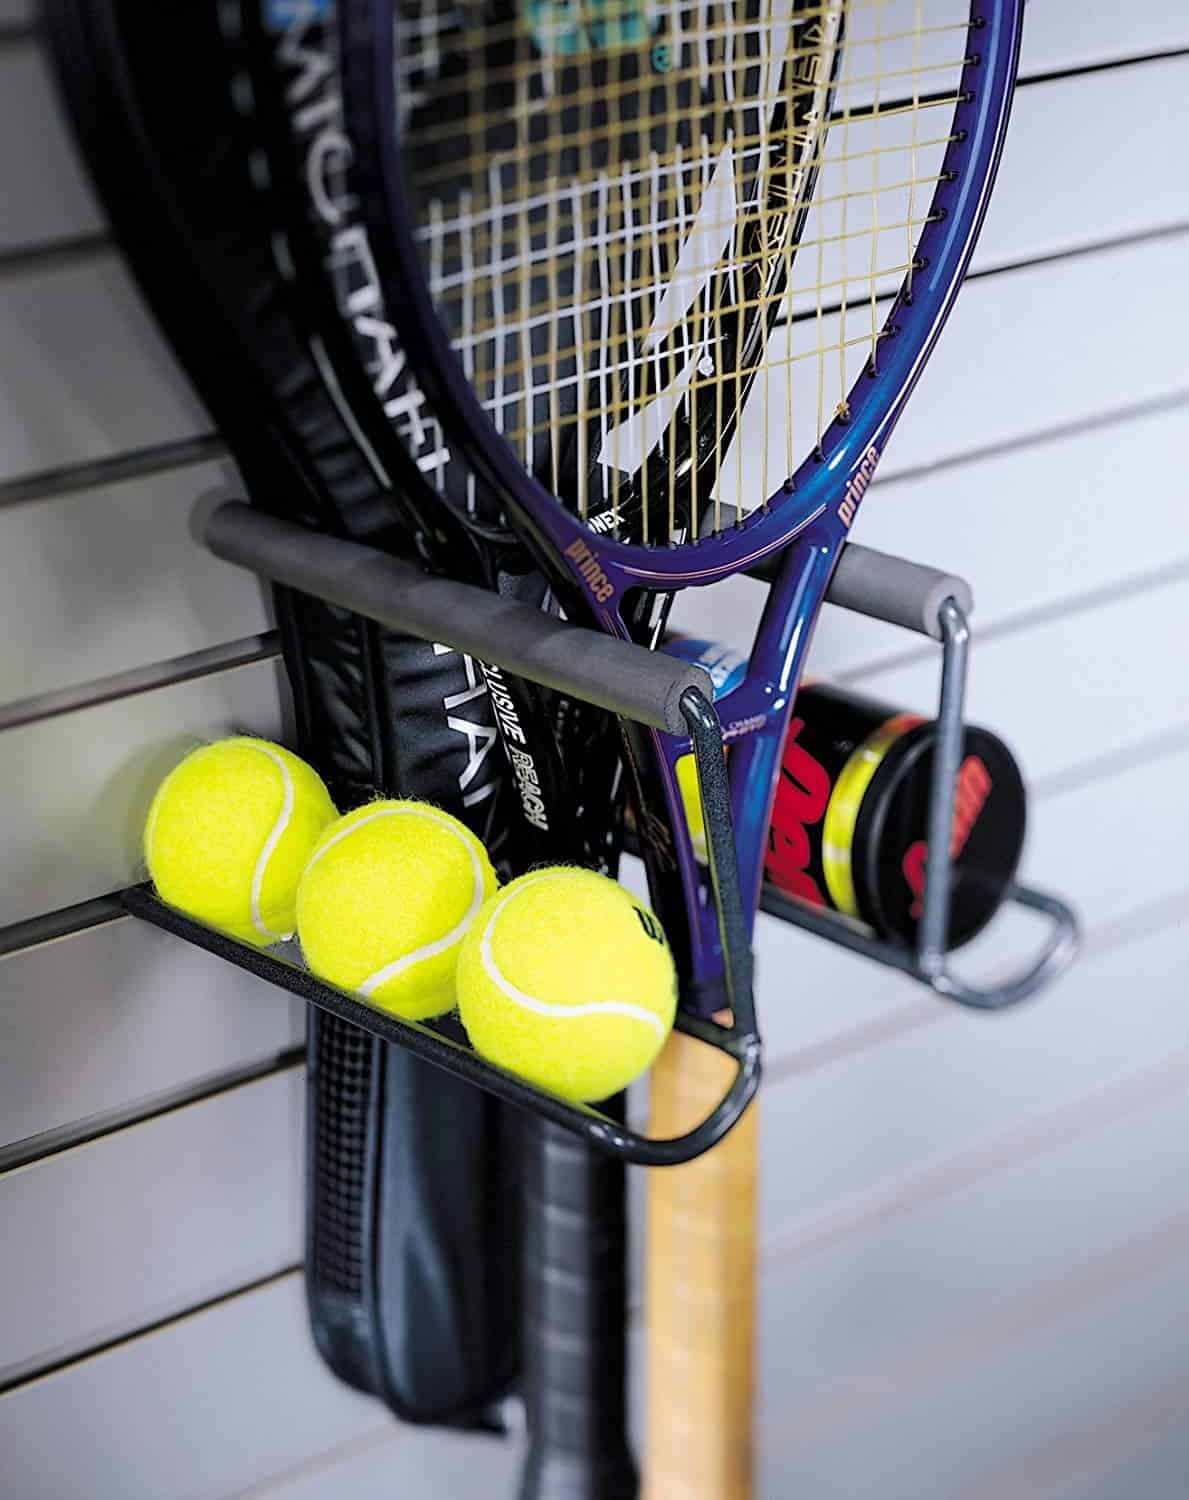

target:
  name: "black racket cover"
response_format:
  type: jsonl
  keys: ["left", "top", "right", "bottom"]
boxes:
{"left": 44, "top": 0, "right": 522, "bottom": 1424}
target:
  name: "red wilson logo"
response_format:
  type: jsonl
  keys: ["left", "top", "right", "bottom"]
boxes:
{"left": 766, "top": 717, "right": 831, "bottom": 906}
{"left": 902, "top": 755, "right": 994, "bottom": 916}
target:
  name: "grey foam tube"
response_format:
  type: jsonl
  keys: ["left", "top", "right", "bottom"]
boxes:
{"left": 204, "top": 502, "right": 713, "bottom": 734}
{"left": 827, "top": 543, "right": 974, "bottom": 638}
{"left": 721, "top": 498, "right": 974, "bottom": 639}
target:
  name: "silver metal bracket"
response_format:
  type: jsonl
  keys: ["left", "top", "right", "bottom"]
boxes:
{"left": 760, "top": 555, "right": 1079, "bottom": 1010}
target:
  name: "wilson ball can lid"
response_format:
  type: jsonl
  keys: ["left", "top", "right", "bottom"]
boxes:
{"left": 852, "top": 717, "right": 1027, "bottom": 949}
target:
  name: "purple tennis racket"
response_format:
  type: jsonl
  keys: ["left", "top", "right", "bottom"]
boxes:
{"left": 337, "top": 2, "right": 1022, "bottom": 1494}
{"left": 340, "top": 0, "right": 1023, "bottom": 1011}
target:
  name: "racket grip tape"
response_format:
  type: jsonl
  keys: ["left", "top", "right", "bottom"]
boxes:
{"left": 520, "top": 1114, "right": 637, "bottom": 1500}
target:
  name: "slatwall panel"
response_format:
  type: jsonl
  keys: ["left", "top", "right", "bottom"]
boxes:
{"left": 0, "top": 257, "right": 208, "bottom": 484}
{"left": 1, "top": 5, "right": 1185, "bottom": 1497}
{"left": 0, "top": 1068, "right": 304, "bottom": 1386}
{"left": 0, "top": 919, "right": 302, "bottom": 1152}
{"left": 0, "top": 43, "right": 102, "bottom": 254}
{"left": 0, "top": 2, "right": 35, "bottom": 31}
{"left": 0, "top": 459, "right": 265, "bottom": 705}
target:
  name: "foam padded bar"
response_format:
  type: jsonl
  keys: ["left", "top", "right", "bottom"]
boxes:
{"left": 746, "top": 539, "right": 974, "bottom": 638}
{"left": 827, "top": 543, "right": 974, "bottom": 638}
{"left": 204, "top": 503, "right": 712, "bottom": 734}
{"left": 715, "top": 493, "right": 974, "bottom": 638}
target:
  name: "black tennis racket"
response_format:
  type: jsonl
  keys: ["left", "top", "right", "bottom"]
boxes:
{"left": 232, "top": 6, "right": 638, "bottom": 1491}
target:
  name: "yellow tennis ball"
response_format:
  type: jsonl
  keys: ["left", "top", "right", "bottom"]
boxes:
{"left": 144, "top": 737, "right": 337, "bottom": 945}
{"left": 457, "top": 866, "right": 677, "bottom": 1103}
{"left": 296, "top": 800, "right": 498, "bottom": 1020}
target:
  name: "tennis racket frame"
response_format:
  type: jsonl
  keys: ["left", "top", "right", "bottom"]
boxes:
{"left": 340, "top": 0, "right": 1026, "bottom": 1014}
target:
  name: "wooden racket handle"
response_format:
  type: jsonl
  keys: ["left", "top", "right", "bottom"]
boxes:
{"left": 645, "top": 1031, "right": 758, "bottom": 1500}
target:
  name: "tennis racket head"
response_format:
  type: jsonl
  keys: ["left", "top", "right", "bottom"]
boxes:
{"left": 386, "top": 0, "right": 846, "bottom": 545}
{"left": 345, "top": 0, "right": 1021, "bottom": 569}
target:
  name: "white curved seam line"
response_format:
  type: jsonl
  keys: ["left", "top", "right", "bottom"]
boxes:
{"left": 478, "top": 876, "right": 665, "bottom": 1037}
{"left": 304, "top": 806, "right": 484, "bottom": 996}
{"left": 143, "top": 791, "right": 161, "bottom": 871}
{"left": 304, "top": 805, "right": 393, "bottom": 874}
{"left": 250, "top": 745, "right": 296, "bottom": 943}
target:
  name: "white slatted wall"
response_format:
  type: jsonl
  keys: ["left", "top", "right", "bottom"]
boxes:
{"left": 1, "top": 5, "right": 1186, "bottom": 1496}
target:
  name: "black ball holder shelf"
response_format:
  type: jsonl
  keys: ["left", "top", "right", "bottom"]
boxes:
{"left": 123, "top": 502, "right": 1079, "bottom": 1166}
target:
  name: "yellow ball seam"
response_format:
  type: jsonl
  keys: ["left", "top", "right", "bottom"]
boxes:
{"left": 478, "top": 873, "right": 667, "bottom": 1037}
{"left": 143, "top": 782, "right": 163, "bottom": 872}
{"left": 145, "top": 740, "right": 299, "bottom": 944}
{"left": 248, "top": 743, "right": 297, "bottom": 944}
{"left": 306, "top": 803, "right": 488, "bottom": 997}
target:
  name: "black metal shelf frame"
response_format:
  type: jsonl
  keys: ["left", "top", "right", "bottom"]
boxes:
{"left": 125, "top": 502, "right": 1078, "bottom": 1165}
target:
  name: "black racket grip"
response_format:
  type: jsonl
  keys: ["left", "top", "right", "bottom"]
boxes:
{"left": 521, "top": 1114, "right": 637, "bottom": 1500}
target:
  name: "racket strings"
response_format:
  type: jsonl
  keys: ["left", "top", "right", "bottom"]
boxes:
{"left": 418, "top": 148, "right": 953, "bottom": 303}
{"left": 402, "top": 64, "right": 965, "bottom": 169}
{"left": 398, "top": 8, "right": 968, "bottom": 143}
{"left": 397, "top": 0, "right": 973, "bottom": 544}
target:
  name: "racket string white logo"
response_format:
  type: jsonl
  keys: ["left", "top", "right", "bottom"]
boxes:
{"left": 400, "top": 0, "right": 845, "bottom": 541}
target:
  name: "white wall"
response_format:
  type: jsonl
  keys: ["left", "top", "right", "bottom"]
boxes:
{"left": 1, "top": 4, "right": 1187, "bottom": 1496}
